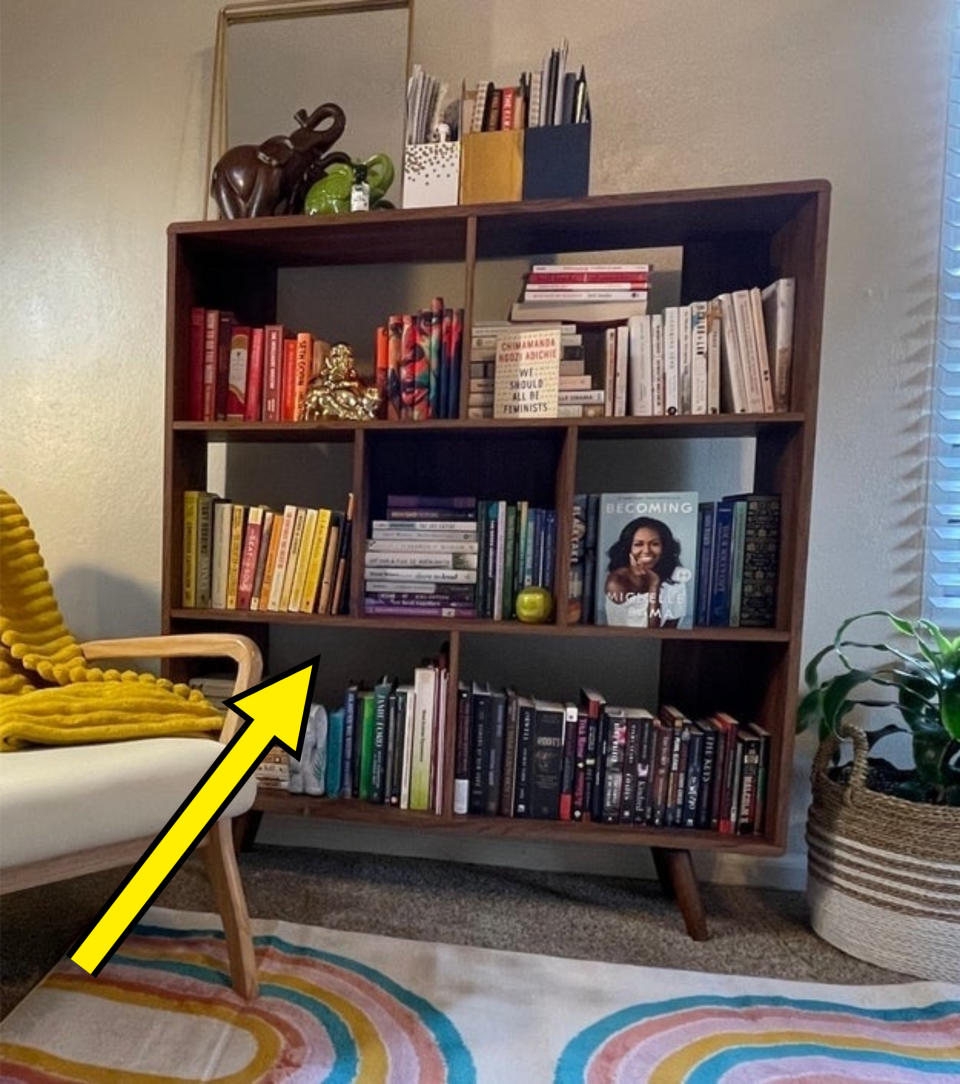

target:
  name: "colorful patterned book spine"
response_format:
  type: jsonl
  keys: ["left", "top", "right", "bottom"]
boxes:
{"left": 386, "top": 314, "right": 403, "bottom": 419}
{"left": 448, "top": 308, "right": 463, "bottom": 419}
{"left": 429, "top": 297, "right": 443, "bottom": 418}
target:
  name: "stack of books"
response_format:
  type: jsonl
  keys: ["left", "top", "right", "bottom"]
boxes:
{"left": 625, "top": 279, "right": 795, "bottom": 418}
{"left": 181, "top": 491, "right": 354, "bottom": 615}
{"left": 511, "top": 263, "right": 649, "bottom": 323}
{"left": 451, "top": 685, "right": 769, "bottom": 832}
{"left": 469, "top": 321, "right": 601, "bottom": 419}
{"left": 319, "top": 656, "right": 450, "bottom": 813}
{"left": 375, "top": 300, "right": 463, "bottom": 421}
{"left": 364, "top": 497, "right": 478, "bottom": 618}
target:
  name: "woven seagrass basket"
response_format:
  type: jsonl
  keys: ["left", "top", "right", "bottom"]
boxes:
{"left": 806, "top": 726, "right": 960, "bottom": 982}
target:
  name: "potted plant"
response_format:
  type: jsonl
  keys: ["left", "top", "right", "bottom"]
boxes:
{"left": 798, "top": 610, "right": 960, "bottom": 981}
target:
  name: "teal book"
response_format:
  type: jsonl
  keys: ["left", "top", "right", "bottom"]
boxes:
{"left": 358, "top": 692, "right": 377, "bottom": 801}
{"left": 325, "top": 706, "right": 345, "bottom": 797}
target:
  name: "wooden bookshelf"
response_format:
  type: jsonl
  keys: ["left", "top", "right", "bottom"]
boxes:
{"left": 163, "top": 182, "right": 830, "bottom": 940}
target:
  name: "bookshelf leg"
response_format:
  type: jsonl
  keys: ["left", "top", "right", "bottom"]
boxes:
{"left": 232, "top": 810, "right": 263, "bottom": 855}
{"left": 652, "top": 847, "right": 709, "bottom": 941}
{"left": 650, "top": 847, "right": 674, "bottom": 898}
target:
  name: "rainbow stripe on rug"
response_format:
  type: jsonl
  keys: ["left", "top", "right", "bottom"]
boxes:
{"left": 1, "top": 907, "right": 957, "bottom": 1082}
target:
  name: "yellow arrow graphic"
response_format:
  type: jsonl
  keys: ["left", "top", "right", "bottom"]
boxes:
{"left": 71, "top": 655, "right": 319, "bottom": 977}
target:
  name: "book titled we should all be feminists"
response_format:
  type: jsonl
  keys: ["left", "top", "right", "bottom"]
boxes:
{"left": 594, "top": 492, "right": 698, "bottom": 629}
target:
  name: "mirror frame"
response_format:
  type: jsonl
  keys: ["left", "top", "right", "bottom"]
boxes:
{"left": 205, "top": 0, "right": 414, "bottom": 218}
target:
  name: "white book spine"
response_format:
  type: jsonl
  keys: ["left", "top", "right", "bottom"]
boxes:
{"left": 399, "top": 686, "right": 416, "bottom": 810}
{"left": 614, "top": 325, "right": 629, "bottom": 417}
{"left": 364, "top": 566, "right": 477, "bottom": 584}
{"left": 763, "top": 277, "right": 795, "bottom": 412}
{"left": 628, "top": 315, "right": 652, "bottom": 416}
{"left": 364, "top": 552, "right": 477, "bottom": 569}
{"left": 718, "top": 293, "right": 747, "bottom": 412}
{"left": 365, "top": 581, "right": 466, "bottom": 595}
{"left": 558, "top": 389, "right": 604, "bottom": 405}
{"left": 530, "top": 264, "right": 650, "bottom": 273}
{"left": 557, "top": 404, "right": 584, "bottom": 417}
{"left": 689, "top": 301, "right": 709, "bottom": 415}
{"left": 521, "top": 289, "right": 648, "bottom": 301}
{"left": 678, "top": 305, "right": 692, "bottom": 414}
{"left": 651, "top": 314, "right": 665, "bottom": 415}
{"left": 732, "top": 290, "right": 765, "bottom": 413}
{"left": 750, "top": 287, "right": 775, "bottom": 412}
{"left": 367, "top": 539, "right": 479, "bottom": 554}
{"left": 211, "top": 502, "right": 232, "bottom": 610}
{"left": 706, "top": 298, "right": 722, "bottom": 414}
{"left": 664, "top": 307, "right": 680, "bottom": 415}
{"left": 529, "top": 71, "right": 543, "bottom": 130}
{"left": 266, "top": 505, "right": 298, "bottom": 612}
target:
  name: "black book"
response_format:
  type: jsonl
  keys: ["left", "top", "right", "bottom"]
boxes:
{"left": 485, "top": 688, "right": 507, "bottom": 816}
{"left": 531, "top": 699, "right": 565, "bottom": 819}
{"left": 370, "top": 677, "right": 393, "bottom": 804}
{"left": 391, "top": 687, "right": 408, "bottom": 806}
{"left": 737, "top": 730, "right": 763, "bottom": 834}
{"left": 453, "top": 682, "right": 471, "bottom": 814}
{"left": 579, "top": 687, "right": 605, "bottom": 820}
{"left": 591, "top": 709, "right": 609, "bottom": 822}
{"left": 683, "top": 724, "right": 704, "bottom": 829}
{"left": 499, "top": 689, "right": 520, "bottom": 817}
{"left": 746, "top": 722, "right": 771, "bottom": 834}
{"left": 571, "top": 709, "right": 589, "bottom": 821}
{"left": 694, "top": 720, "right": 719, "bottom": 829}
{"left": 601, "top": 707, "right": 627, "bottom": 824}
{"left": 619, "top": 708, "right": 641, "bottom": 823}
{"left": 468, "top": 681, "right": 490, "bottom": 815}
{"left": 559, "top": 703, "right": 578, "bottom": 820}
{"left": 632, "top": 710, "right": 655, "bottom": 824}
{"left": 384, "top": 689, "right": 398, "bottom": 805}
{"left": 513, "top": 695, "right": 536, "bottom": 816}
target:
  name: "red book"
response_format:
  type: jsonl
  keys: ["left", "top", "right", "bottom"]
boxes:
{"left": 215, "top": 311, "right": 234, "bottom": 420}
{"left": 202, "top": 309, "right": 219, "bottom": 421}
{"left": 188, "top": 307, "right": 205, "bottom": 420}
{"left": 244, "top": 327, "right": 264, "bottom": 421}
{"left": 263, "top": 325, "right": 284, "bottom": 421}
{"left": 500, "top": 86, "right": 516, "bottom": 130}
{"left": 281, "top": 338, "right": 298, "bottom": 421}
{"left": 527, "top": 271, "right": 650, "bottom": 285}
{"left": 226, "top": 326, "right": 250, "bottom": 419}
{"left": 235, "top": 506, "right": 265, "bottom": 610}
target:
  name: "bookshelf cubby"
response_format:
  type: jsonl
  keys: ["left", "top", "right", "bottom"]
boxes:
{"left": 164, "top": 183, "right": 830, "bottom": 939}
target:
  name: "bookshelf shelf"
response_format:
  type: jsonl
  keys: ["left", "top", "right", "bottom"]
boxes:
{"left": 164, "top": 184, "right": 829, "bottom": 940}
{"left": 171, "top": 413, "right": 805, "bottom": 444}
{"left": 169, "top": 608, "right": 791, "bottom": 642}
{"left": 251, "top": 791, "right": 782, "bottom": 855}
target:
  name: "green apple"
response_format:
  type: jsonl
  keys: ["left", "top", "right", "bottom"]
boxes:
{"left": 515, "top": 586, "right": 554, "bottom": 624}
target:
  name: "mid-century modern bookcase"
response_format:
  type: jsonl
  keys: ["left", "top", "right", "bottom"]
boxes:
{"left": 163, "top": 182, "right": 830, "bottom": 939}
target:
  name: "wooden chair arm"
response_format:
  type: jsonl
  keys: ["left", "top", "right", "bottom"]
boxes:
{"left": 79, "top": 633, "right": 263, "bottom": 742}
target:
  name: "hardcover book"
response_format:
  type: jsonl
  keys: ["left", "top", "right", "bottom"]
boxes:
{"left": 594, "top": 492, "right": 698, "bottom": 628}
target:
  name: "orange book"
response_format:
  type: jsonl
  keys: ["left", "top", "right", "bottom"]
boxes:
{"left": 294, "top": 332, "right": 313, "bottom": 421}
{"left": 257, "top": 512, "right": 286, "bottom": 610}
{"left": 375, "top": 325, "right": 388, "bottom": 418}
{"left": 281, "top": 338, "right": 298, "bottom": 421}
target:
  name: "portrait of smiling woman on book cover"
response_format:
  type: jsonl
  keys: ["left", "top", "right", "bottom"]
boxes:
{"left": 596, "top": 492, "right": 698, "bottom": 628}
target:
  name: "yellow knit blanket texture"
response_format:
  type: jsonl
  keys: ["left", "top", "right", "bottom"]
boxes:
{"left": 0, "top": 490, "right": 222, "bottom": 750}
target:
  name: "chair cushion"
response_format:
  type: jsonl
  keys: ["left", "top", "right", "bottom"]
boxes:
{"left": 0, "top": 738, "right": 258, "bottom": 869}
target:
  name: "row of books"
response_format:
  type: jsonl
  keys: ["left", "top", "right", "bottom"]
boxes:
{"left": 362, "top": 496, "right": 558, "bottom": 620}
{"left": 374, "top": 301, "right": 464, "bottom": 421}
{"left": 569, "top": 491, "right": 780, "bottom": 629}
{"left": 297, "top": 656, "right": 450, "bottom": 813}
{"left": 454, "top": 688, "right": 768, "bottom": 832}
{"left": 462, "top": 38, "right": 590, "bottom": 136}
{"left": 624, "top": 283, "right": 794, "bottom": 418}
{"left": 468, "top": 320, "right": 604, "bottom": 419}
{"left": 181, "top": 491, "right": 354, "bottom": 614}
{"left": 186, "top": 308, "right": 335, "bottom": 423}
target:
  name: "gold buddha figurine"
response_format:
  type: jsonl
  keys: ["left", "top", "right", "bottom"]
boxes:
{"left": 301, "top": 341, "right": 381, "bottom": 421}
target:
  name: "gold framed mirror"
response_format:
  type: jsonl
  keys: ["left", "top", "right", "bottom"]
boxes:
{"left": 205, "top": 0, "right": 413, "bottom": 218}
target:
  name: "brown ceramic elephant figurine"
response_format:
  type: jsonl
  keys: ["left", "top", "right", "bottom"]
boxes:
{"left": 211, "top": 104, "right": 350, "bottom": 219}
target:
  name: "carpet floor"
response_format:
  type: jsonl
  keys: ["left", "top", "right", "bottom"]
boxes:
{"left": 0, "top": 844, "right": 905, "bottom": 1021}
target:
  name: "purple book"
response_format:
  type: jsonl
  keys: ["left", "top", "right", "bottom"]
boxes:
{"left": 364, "top": 604, "right": 477, "bottom": 618}
{"left": 386, "top": 495, "right": 477, "bottom": 510}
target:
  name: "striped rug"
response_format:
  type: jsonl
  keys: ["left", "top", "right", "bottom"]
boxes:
{"left": 1, "top": 907, "right": 958, "bottom": 1082}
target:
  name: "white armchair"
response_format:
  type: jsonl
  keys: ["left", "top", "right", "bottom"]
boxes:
{"left": 0, "top": 633, "right": 262, "bottom": 999}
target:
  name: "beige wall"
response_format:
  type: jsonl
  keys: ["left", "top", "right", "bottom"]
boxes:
{"left": 0, "top": 0, "right": 951, "bottom": 889}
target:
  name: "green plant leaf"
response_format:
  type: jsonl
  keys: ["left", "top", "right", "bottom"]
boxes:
{"left": 803, "top": 644, "right": 836, "bottom": 691}
{"left": 821, "top": 669, "right": 876, "bottom": 734}
{"left": 796, "top": 685, "right": 823, "bottom": 734}
{"left": 941, "top": 683, "right": 960, "bottom": 740}
{"left": 913, "top": 729, "right": 952, "bottom": 784}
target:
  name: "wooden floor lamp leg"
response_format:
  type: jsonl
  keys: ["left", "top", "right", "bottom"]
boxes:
{"left": 651, "top": 847, "right": 709, "bottom": 941}
{"left": 203, "top": 819, "right": 258, "bottom": 1000}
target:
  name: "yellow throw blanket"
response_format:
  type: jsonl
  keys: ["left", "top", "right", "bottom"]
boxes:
{"left": 0, "top": 490, "right": 222, "bottom": 751}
